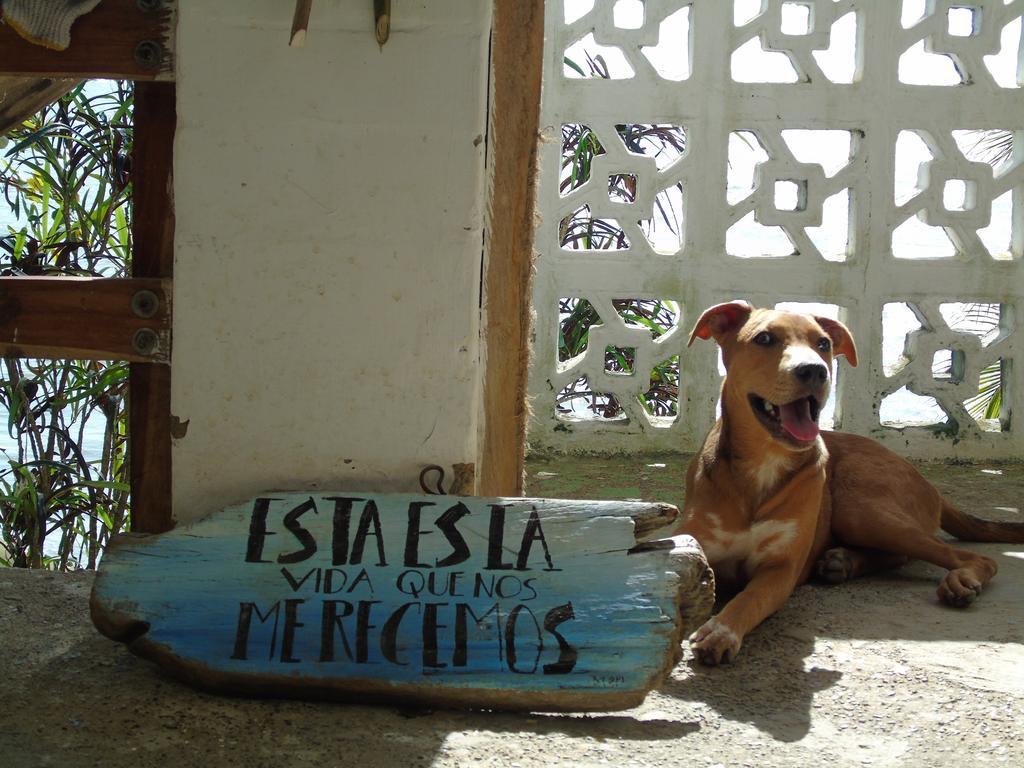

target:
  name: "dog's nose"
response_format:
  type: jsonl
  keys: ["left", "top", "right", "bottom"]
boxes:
{"left": 794, "top": 362, "right": 829, "bottom": 385}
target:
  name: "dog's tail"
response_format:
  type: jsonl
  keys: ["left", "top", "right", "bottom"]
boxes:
{"left": 941, "top": 500, "right": 1024, "bottom": 543}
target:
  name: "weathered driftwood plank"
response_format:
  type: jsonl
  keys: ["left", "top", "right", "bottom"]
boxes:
{"left": 91, "top": 493, "right": 713, "bottom": 711}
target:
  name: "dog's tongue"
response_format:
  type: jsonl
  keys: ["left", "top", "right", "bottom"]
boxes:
{"left": 779, "top": 398, "right": 819, "bottom": 442}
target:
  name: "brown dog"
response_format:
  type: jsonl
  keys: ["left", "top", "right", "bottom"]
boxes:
{"left": 674, "top": 300, "right": 1024, "bottom": 665}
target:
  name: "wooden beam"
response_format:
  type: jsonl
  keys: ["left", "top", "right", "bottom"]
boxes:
{"left": 0, "top": 276, "right": 170, "bottom": 362}
{"left": 478, "top": 0, "right": 545, "bottom": 497}
{"left": 0, "top": 0, "right": 174, "bottom": 79}
{"left": 0, "top": 76, "right": 78, "bottom": 135}
{"left": 130, "top": 81, "right": 176, "bottom": 535}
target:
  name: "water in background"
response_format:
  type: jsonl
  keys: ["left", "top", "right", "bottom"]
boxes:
{"left": 0, "top": 412, "right": 109, "bottom": 463}
{"left": 0, "top": 143, "right": 112, "bottom": 463}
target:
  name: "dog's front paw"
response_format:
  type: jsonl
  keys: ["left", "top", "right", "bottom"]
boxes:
{"left": 689, "top": 618, "right": 742, "bottom": 665}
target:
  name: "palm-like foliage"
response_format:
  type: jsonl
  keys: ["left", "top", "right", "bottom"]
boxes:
{"left": 0, "top": 81, "right": 133, "bottom": 569}
{"left": 941, "top": 302, "right": 1006, "bottom": 425}
{"left": 950, "top": 130, "right": 1013, "bottom": 426}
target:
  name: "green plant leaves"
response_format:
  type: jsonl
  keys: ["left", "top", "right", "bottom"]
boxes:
{"left": 1, "top": 80, "right": 133, "bottom": 570}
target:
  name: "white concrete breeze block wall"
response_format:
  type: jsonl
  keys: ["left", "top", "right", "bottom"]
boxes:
{"left": 172, "top": 1, "right": 491, "bottom": 521}
{"left": 530, "top": 0, "right": 1024, "bottom": 460}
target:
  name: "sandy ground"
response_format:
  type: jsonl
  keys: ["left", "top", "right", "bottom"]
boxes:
{"left": 1, "top": 456, "right": 1022, "bottom": 768}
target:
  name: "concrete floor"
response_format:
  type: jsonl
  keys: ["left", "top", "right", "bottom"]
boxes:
{"left": 1, "top": 456, "right": 1022, "bottom": 768}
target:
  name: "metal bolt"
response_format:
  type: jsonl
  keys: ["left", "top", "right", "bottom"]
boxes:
{"left": 134, "top": 40, "right": 163, "bottom": 71}
{"left": 131, "top": 289, "right": 160, "bottom": 319}
{"left": 137, "top": 0, "right": 162, "bottom": 12}
{"left": 132, "top": 328, "right": 160, "bottom": 357}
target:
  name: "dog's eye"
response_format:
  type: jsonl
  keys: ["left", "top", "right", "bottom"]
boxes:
{"left": 817, "top": 337, "right": 832, "bottom": 353}
{"left": 753, "top": 331, "right": 774, "bottom": 347}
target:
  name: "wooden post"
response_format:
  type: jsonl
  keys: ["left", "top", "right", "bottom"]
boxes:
{"left": 130, "top": 82, "right": 176, "bottom": 534}
{"left": 478, "top": 0, "right": 545, "bottom": 497}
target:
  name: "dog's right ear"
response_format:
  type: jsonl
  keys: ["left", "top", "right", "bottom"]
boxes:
{"left": 688, "top": 300, "right": 753, "bottom": 346}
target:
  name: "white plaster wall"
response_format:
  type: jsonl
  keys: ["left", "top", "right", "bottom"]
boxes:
{"left": 171, "top": 1, "right": 491, "bottom": 521}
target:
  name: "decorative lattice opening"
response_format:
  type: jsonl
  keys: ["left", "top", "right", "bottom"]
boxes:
{"left": 605, "top": 346, "right": 637, "bottom": 374}
{"left": 532, "top": 1, "right": 1024, "bottom": 458}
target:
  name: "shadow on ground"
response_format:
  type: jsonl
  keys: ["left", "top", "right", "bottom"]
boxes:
{"left": 0, "top": 454, "right": 1021, "bottom": 766}
{"left": 529, "top": 454, "right": 1024, "bottom": 742}
{"left": 660, "top": 549, "right": 1024, "bottom": 741}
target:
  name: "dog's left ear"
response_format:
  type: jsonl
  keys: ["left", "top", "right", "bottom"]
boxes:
{"left": 815, "top": 316, "right": 858, "bottom": 367}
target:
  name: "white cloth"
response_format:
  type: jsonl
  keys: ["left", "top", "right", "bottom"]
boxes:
{"left": 2, "top": 0, "right": 103, "bottom": 51}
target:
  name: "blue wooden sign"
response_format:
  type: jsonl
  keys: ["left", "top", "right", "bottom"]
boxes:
{"left": 90, "top": 493, "right": 712, "bottom": 711}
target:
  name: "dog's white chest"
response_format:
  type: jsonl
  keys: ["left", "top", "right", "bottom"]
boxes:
{"left": 748, "top": 454, "right": 789, "bottom": 496}
{"left": 700, "top": 520, "right": 797, "bottom": 577}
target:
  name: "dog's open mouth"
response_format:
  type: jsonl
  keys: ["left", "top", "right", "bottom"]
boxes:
{"left": 748, "top": 394, "right": 822, "bottom": 444}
